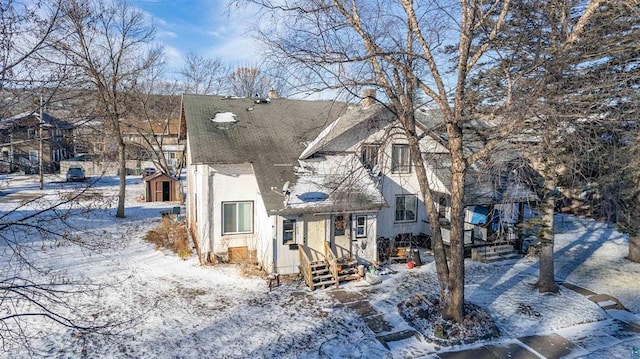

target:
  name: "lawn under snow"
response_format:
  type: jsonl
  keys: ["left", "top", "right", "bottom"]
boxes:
{"left": 1, "top": 174, "right": 639, "bottom": 358}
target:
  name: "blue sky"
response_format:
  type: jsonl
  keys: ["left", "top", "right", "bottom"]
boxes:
{"left": 131, "top": 0, "right": 263, "bottom": 72}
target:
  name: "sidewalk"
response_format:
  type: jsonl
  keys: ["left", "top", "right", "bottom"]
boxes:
{"left": 330, "top": 281, "right": 640, "bottom": 359}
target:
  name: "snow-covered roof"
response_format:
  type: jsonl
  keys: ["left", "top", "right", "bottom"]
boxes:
{"left": 280, "top": 153, "right": 386, "bottom": 214}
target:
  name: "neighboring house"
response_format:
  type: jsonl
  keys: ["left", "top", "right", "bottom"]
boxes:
{"left": 0, "top": 111, "right": 74, "bottom": 173}
{"left": 72, "top": 118, "right": 107, "bottom": 158}
{"left": 122, "top": 118, "right": 184, "bottom": 171}
{"left": 182, "top": 94, "right": 537, "bottom": 281}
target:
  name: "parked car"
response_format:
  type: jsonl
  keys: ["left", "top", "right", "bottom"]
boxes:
{"left": 66, "top": 166, "right": 86, "bottom": 182}
{"left": 142, "top": 167, "right": 156, "bottom": 177}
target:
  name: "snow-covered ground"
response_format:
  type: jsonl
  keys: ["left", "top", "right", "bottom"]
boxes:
{"left": 1, "top": 174, "right": 639, "bottom": 358}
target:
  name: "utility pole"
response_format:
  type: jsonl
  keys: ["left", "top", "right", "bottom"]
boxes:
{"left": 39, "top": 93, "right": 44, "bottom": 190}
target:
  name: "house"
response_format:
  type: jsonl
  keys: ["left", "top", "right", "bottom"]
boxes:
{"left": 121, "top": 117, "right": 184, "bottom": 171}
{"left": 182, "top": 94, "right": 537, "bottom": 285}
{"left": 0, "top": 111, "right": 75, "bottom": 173}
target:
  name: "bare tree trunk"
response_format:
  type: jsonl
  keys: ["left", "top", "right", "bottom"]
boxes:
{"left": 628, "top": 236, "right": 640, "bottom": 263}
{"left": 408, "top": 137, "right": 449, "bottom": 295}
{"left": 116, "top": 140, "right": 126, "bottom": 218}
{"left": 446, "top": 127, "right": 466, "bottom": 322}
{"left": 536, "top": 179, "right": 558, "bottom": 293}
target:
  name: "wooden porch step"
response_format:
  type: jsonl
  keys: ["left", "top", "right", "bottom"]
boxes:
{"left": 311, "top": 261, "right": 327, "bottom": 269}
{"left": 312, "top": 269, "right": 330, "bottom": 276}
{"left": 313, "top": 273, "right": 334, "bottom": 282}
{"left": 339, "top": 267, "right": 358, "bottom": 275}
{"left": 339, "top": 273, "right": 361, "bottom": 282}
{"left": 337, "top": 261, "right": 358, "bottom": 269}
{"left": 313, "top": 279, "right": 337, "bottom": 289}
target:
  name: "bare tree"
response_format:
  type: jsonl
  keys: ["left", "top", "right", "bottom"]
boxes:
{"left": 0, "top": 0, "right": 65, "bottom": 116}
{"left": 52, "top": 0, "right": 162, "bottom": 218}
{"left": 473, "top": 0, "right": 639, "bottom": 292}
{"left": 126, "top": 61, "right": 181, "bottom": 175}
{"left": 0, "top": 188, "right": 130, "bottom": 352}
{"left": 178, "top": 52, "right": 226, "bottom": 95}
{"left": 228, "top": 66, "right": 274, "bottom": 98}
{"left": 240, "top": 0, "right": 609, "bottom": 321}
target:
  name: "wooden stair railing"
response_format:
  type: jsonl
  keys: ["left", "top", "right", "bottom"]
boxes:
{"left": 298, "top": 245, "right": 314, "bottom": 290}
{"left": 323, "top": 241, "right": 339, "bottom": 288}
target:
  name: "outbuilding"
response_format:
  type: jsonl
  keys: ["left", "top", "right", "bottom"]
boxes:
{"left": 144, "top": 172, "right": 178, "bottom": 202}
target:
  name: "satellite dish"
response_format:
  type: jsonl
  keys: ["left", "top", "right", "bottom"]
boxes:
{"left": 282, "top": 181, "right": 290, "bottom": 194}
{"left": 371, "top": 164, "right": 381, "bottom": 176}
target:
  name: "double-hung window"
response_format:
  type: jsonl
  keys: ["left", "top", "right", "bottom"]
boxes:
{"left": 395, "top": 194, "right": 417, "bottom": 222}
{"left": 360, "top": 144, "right": 380, "bottom": 170}
{"left": 222, "top": 201, "right": 253, "bottom": 234}
{"left": 391, "top": 144, "right": 410, "bottom": 173}
{"left": 283, "top": 219, "right": 296, "bottom": 244}
{"left": 355, "top": 215, "right": 367, "bottom": 238}
{"left": 28, "top": 150, "right": 39, "bottom": 164}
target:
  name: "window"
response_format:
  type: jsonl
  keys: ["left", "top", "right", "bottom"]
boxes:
{"left": 438, "top": 197, "right": 447, "bottom": 218}
{"left": 360, "top": 144, "right": 380, "bottom": 170}
{"left": 334, "top": 215, "right": 346, "bottom": 236}
{"left": 283, "top": 219, "right": 296, "bottom": 244}
{"left": 391, "top": 144, "right": 410, "bottom": 173}
{"left": 222, "top": 201, "right": 253, "bottom": 234}
{"left": 395, "top": 194, "right": 417, "bottom": 222}
{"left": 28, "top": 128, "right": 36, "bottom": 139}
{"left": 355, "top": 215, "right": 367, "bottom": 238}
{"left": 29, "top": 150, "right": 39, "bottom": 164}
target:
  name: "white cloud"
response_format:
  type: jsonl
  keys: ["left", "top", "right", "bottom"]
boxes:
{"left": 157, "top": 30, "right": 177, "bottom": 39}
{"left": 162, "top": 45, "right": 184, "bottom": 70}
{"left": 204, "top": 36, "right": 266, "bottom": 65}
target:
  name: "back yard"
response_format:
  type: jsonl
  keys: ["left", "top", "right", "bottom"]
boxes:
{"left": 1, "top": 174, "right": 639, "bottom": 358}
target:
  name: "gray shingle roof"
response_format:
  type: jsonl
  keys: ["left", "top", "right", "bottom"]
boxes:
{"left": 299, "top": 103, "right": 395, "bottom": 159}
{"left": 182, "top": 94, "right": 349, "bottom": 213}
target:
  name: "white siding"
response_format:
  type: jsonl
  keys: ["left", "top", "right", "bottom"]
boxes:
{"left": 351, "top": 213, "right": 378, "bottom": 265}
{"left": 186, "top": 160, "right": 275, "bottom": 272}
{"left": 274, "top": 215, "right": 303, "bottom": 275}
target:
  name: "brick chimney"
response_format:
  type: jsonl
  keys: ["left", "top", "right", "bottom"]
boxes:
{"left": 362, "top": 89, "right": 376, "bottom": 107}
{"left": 268, "top": 89, "right": 279, "bottom": 100}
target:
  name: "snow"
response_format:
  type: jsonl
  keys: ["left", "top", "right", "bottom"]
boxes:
{"left": 211, "top": 112, "right": 237, "bottom": 123}
{"left": 1, "top": 174, "right": 639, "bottom": 358}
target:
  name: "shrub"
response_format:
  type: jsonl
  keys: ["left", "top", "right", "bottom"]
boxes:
{"left": 144, "top": 217, "right": 191, "bottom": 259}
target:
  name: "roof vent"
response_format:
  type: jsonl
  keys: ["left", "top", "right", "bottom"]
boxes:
{"left": 268, "top": 90, "right": 279, "bottom": 99}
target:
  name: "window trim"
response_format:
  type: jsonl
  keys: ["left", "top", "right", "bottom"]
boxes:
{"left": 283, "top": 218, "right": 296, "bottom": 245}
{"left": 395, "top": 194, "right": 418, "bottom": 223}
{"left": 360, "top": 143, "right": 380, "bottom": 170}
{"left": 334, "top": 215, "right": 346, "bottom": 236}
{"left": 222, "top": 200, "right": 254, "bottom": 235}
{"left": 28, "top": 150, "right": 39, "bottom": 164}
{"left": 355, "top": 215, "right": 367, "bottom": 238}
{"left": 391, "top": 144, "right": 411, "bottom": 174}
